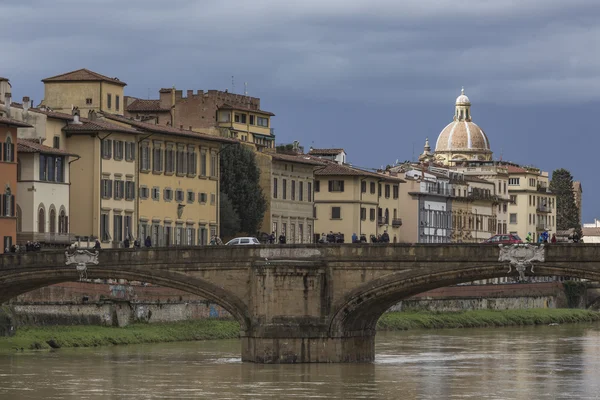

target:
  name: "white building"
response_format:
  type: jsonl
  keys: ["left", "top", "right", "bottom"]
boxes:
{"left": 583, "top": 219, "right": 600, "bottom": 243}
{"left": 16, "top": 139, "right": 76, "bottom": 246}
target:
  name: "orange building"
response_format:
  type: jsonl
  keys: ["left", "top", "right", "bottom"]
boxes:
{"left": 0, "top": 116, "right": 32, "bottom": 252}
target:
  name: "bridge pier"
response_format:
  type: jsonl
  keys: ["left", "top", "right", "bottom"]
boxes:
{"left": 241, "top": 333, "right": 375, "bottom": 363}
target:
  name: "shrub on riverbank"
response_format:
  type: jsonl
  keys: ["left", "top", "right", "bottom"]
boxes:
{"left": 377, "top": 309, "right": 600, "bottom": 330}
{"left": 0, "top": 319, "right": 239, "bottom": 352}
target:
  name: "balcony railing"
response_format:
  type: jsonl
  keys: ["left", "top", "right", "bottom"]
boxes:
{"left": 467, "top": 192, "right": 501, "bottom": 202}
{"left": 378, "top": 217, "right": 389, "bottom": 226}
{"left": 421, "top": 187, "right": 453, "bottom": 196}
{"left": 536, "top": 223, "right": 547, "bottom": 231}
{"left": 17, "top": 232, "right": 75, "bottom": 245}
{"left": 392, "top": 218, "right": 403, "bottom": 227}
{"left": 537, "top": 204, "right": 551, "bottom": 213}
{"left": 537, "top": 184, "right": 550, "bottom": 193}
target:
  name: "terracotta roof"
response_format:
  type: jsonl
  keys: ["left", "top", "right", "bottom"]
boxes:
{"left": 0, "top": 116, "right": 32, "bottom": 128}
{"left": 506, "top": 165, "right": 528, "bottom": 174}
{"left": 126, "top": 99, "right": 169, "bottom": 112}
{"left": 218, "top": 103, "right": 275, "bottom": 116}
{"left": 31, "top": 108, "right": 75, "bottom": 121}
{"left": 464, "top": 176, "right": 494, "bottom": 184}
{"left": 583, "top": 227, "right": 600, "bottom": 237}
{"left": 63, "top": 120, "right": 139, "bottom": 135}
{"left": 42, "top": 68, "right": 126, "bottom": 87}
{"left": 270, "top": 153, "right": 326, "bottom": 166}
{"left": 17, "top": 139, "right": 77, "bottom": 156}
{"left": 101, "top": 113, "right": 238, "bottom": 144}
{"left": 309, "top": 148, "right": 345, "bottom": 156}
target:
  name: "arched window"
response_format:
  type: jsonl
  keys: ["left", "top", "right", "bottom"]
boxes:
{"left": 16, "top": 205, "right": 22, "bottom": 233}
{"left": 49, "top": 208, "right": 56, "bottom": 233}
{"left": 38, "top": 207, "right": 45, "bottom": 233}
{"left": 59, "top": 209, "right": 68, "bottom": 234}
{"left": 4, "top": 136, "right": 14, "bottom": 162}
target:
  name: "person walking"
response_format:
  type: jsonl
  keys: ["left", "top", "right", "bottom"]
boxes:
{"left": 123, "top": 237, "right": 130, "bottom": 249}
{"left": 551, "top": 233, "right": 557, "bottom": 243}
{"left": 352, "top": 233, "right": 358, "bottom": 243}
{"left": 144, "top": 236, "right": 152, "bottom": 248}
{"left": 278, "top": 233, "right": 286, "bottom": 244}
{"left": 381, "top": 230, "right": 390, "bottom": 243}
{"left": 526, "top": 232, "right": 532, "bottom": 243}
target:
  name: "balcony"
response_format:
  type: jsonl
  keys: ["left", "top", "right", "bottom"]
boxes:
{"left": 17, "top": 232, "right": 75, "bottom": 245}
{"left": 392, "top": 218, "right": 403, "bottom": 227}
{"left": 537, "top": 184, "right": 550, "bottom": 193}
{"left": 378, "top": 217, "right": 389, "bottom": 226}
{"left": 537, "top": 204, "right": 551, "bottom": 213}
{"left": 467, "top": 192, "right": 501, "bottom": 202}
{"left": 421, "top": 186, "right": 453, "bottom": 196}
{"left": 536, "top": 223, "right": 547, "bottom": 231}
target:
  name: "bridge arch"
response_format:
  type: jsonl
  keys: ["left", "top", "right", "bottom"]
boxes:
{"left": 328, "top": 262, "right": 600, "bottom": 337}
{"left": 0, "top": 265, "right": 251, "bottom": 333}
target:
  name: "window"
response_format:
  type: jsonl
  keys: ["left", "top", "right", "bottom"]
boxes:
{"left": 328, "top": 180, "right": 344, "bottom": 192}
{"left": 234, "top": 113, "right": 247, "bottom": 123}
{"left": 187, "top": 146, "right": 197, "bottom": 176}
{"left": 101, "top": 139, "right": 112, "bottom": 159}
{"left": 308, "top": 182, "right": 312, "bottom": 202}
{"left": 114, "top": 179, "right": 125, "bottom": 200}
{"left": 153, "top": 145, "right": 163, "bottom": 173}
{"left": 219, "top": 111, "right": 231, "bottom": 122}
{"left": 176, "top": 145, "right": 187, "bottom": 175}
{"left": 1, "top": 188, "right": 15, "bottom": 217}
{"left": 199, "top": 226, "right": 207, "bottom": 245}
{"left": 152, "top": 187, "right": 160, "bottom": 201}
{"left": 283, "top": 179, "right": 287, "bottom": 200}
{"left": 273, "top": 178, "right": 278, "bottom": 198}
{"left": 299, "top": 224, "right": 304, "bottom": 243}
{"left": 378, "top": 184, "right": 382, "bottom": 197}
{"left": 393, "top": 185, "right": 399, "bottom": 199}
{"left": 257, "top": 117, "right": 269, "bottom": 127}
{"left": 370, "top": 182, "right": 376, "bottom": 194}
{"left": 176, "top": 189, "right": 184, "bottom": 203}
{"left": 508, "top": 178, "right": 520, "bottom": 185}
{"left": 314, "top": 180, "right": 320, "bottom": 192}
{"left": 101, "top": 178, "right": 112, "bottom": 199}
{"left": 331, "top": 207, "right": 341, "bottom": 219}
{"left": 200, "top": 149, "right": 207, "bottom": 176}
{"left": 140, "top": 143, "right": 150, "bottom": 172}
{"left": 114, "top": 141, "right": 124, "bottom": 161}
{"left": 385, "top": 184, "right": 390, "bottom": 198}
{"left": 140, "top": 186, "right": 149, "bottom": 199}
{"left": 163, "top": 188, "right": 173, "bottom": 201}
{"left": 165, "top": 144, "right": 175, "bottom": 174}
{"left": 291, "top": 180, "right": 296, "bottom": 200}
{"left": 39, "top": 155, "right": 65, "bottom": 182}
{"left": 529, "top": 178, "right": 536, "bottom": 187}
{"left": 186, "top": 226, "right": 195, "bottom": 246}
{"left": 361, "top": 181, "right": 367, "bottom": 193}
{"left": 210, "top": 152, "right": 218, "bottom": 178}
{"left": 107, "top": 93, "right": 112, "bottom": 109}
{"left": 115, "top": 95, "right": 120, "bottom": 111}
{"left": 509, "top": 213, "right": 517, "bottom": 224}
{"left": 360, "top": 207, "right": 366, "bottom": 220}
{"left": 113, "top": 214, "right": 123, "bottom": 243}
{"left": 510, "top": 195, "right": 517, "bottom": 204}
{"left": 85, "top": 98, "right": 92, "bottom": 105}
{"left": 249, "top": 115, "right": 255, "bottom": 125}
{"left": 175, "top": 224, "right": 183, "bottom": 245}
{"left": 299, "top": 182, "right": 304, "bottom": 201}
{"left": 37, "top": 207, "right": 45, "bottom": 233}
{"left": 53, "top": 136, "right": 60, "bottom": 149}
{"left": 199, "top": 192, "right": 207, "bottom": 203}
{"left": 125, "top": 181, "right": 135, "bottom": 200}
{"left": 125, "top": 142, "right": 136, "bottom": 161}
{"left": 100, "top": 213, "right": 110, "bottom": 241}
{"left": 210, "top": 193, "right": 216, "bottom": 205}
{"left": 58, "top": 210, "right": 68, "bottom": 234}
{"left": 187, "top": 190, "right": 195, "bottom": 203}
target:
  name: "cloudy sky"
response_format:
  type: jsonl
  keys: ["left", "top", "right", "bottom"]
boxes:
{"left": 3, "top": 0, "right": 599, "bottom": 221}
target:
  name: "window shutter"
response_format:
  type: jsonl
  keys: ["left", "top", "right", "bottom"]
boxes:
{"left": 108, "top": 180, "right": 113, "bottom": 198}
{"left": 0, "top": 194, "right": 4, "bottom": 217}
{"left": 328, "top": 181, "right": 333, "bottom": 192}
{"left": 107, "top": 140, "right": 112, "bottom": 158}
{"left": 65, "top": 216, "right": 69, "bottom": 233}
{"left": 10, "top": 195, "right": 14, "bottom": 217}
{"left": 9, "top": 143, "right": 14, "bottom": 162}
{"left": 340, "top": 181, "right": 344, "bottom": 192}
{"left": 0, "top": 143, "right": 3, "bottom": 162}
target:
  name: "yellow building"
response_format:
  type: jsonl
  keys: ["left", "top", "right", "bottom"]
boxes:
{"left": 102, "top": 113, "right": 237, "bottom": 246}
{"left": 506, "top": 164, "right": 556, "bottom": 242}
{"left": 41, "top": 68, "right": 126, "bottom": 116}
{"left": 62, "top": 113, "right": 139, "bottom": 248}
{"left": 313, "top": 162, "right": 404, "bottom": 242}
{"left": 217, "top": 103, "right": 275, "bottom": 148}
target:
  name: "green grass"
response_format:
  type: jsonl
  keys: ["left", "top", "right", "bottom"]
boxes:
{"left": 377, "top": 309, "right": 600, "bottom": 331}
{"left": 2, "top": 309, "right": 599, "bottom": 353}
{"left": 0, "top": 319, "right": 239, "bottom": 352}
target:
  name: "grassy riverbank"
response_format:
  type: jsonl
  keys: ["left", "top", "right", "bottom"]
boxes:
{"left": 2, "top": 309, "right": 600, "bottom": 352}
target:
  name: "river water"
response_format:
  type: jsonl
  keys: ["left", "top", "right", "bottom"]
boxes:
{"left": 2, "top": 324, "right": 600, "bottom": 399}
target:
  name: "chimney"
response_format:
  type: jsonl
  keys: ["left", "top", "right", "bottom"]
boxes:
{"left": 22, "top": 97, "right": 30, "bottom": 111}
{"left": 72, "top": 106, "right": 82, "bottom": 124}
{"left": 4, "top": 92, "right": 11, "bottom": 117}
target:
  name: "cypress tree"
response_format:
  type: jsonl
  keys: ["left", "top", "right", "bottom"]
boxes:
{"left": 220, "top": 145, "right": 267, "bottom": 235}
{"left": 549, "top": 168, "right": 581, "bottom": 234}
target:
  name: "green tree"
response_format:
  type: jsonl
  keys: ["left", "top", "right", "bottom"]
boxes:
{"left": 550, "top": 168, "right": 581, "bottom": 234}
{"left": 220, "top": 145, "right": 267, "bottom": 235}
{"left": 219, "top": 192, "right": 241, "bottom": 240}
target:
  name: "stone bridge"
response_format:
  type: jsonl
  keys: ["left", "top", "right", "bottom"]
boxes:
{"left": 1, "top": 244, "right": 599, "bottom": 363}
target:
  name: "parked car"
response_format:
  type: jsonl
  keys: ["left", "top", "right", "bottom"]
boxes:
{"left": 483, "top": 234, "right": 523, "bottom": 244}
{"left": 225, "top": 237, "right": 261, "bottom": 246}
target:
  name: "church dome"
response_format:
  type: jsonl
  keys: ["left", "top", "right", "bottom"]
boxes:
{"left": 433, "top": 88, "right": 493, "bottom": 161}
{"left": 435, "top": 121, "right": 490, "bottom": 152}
